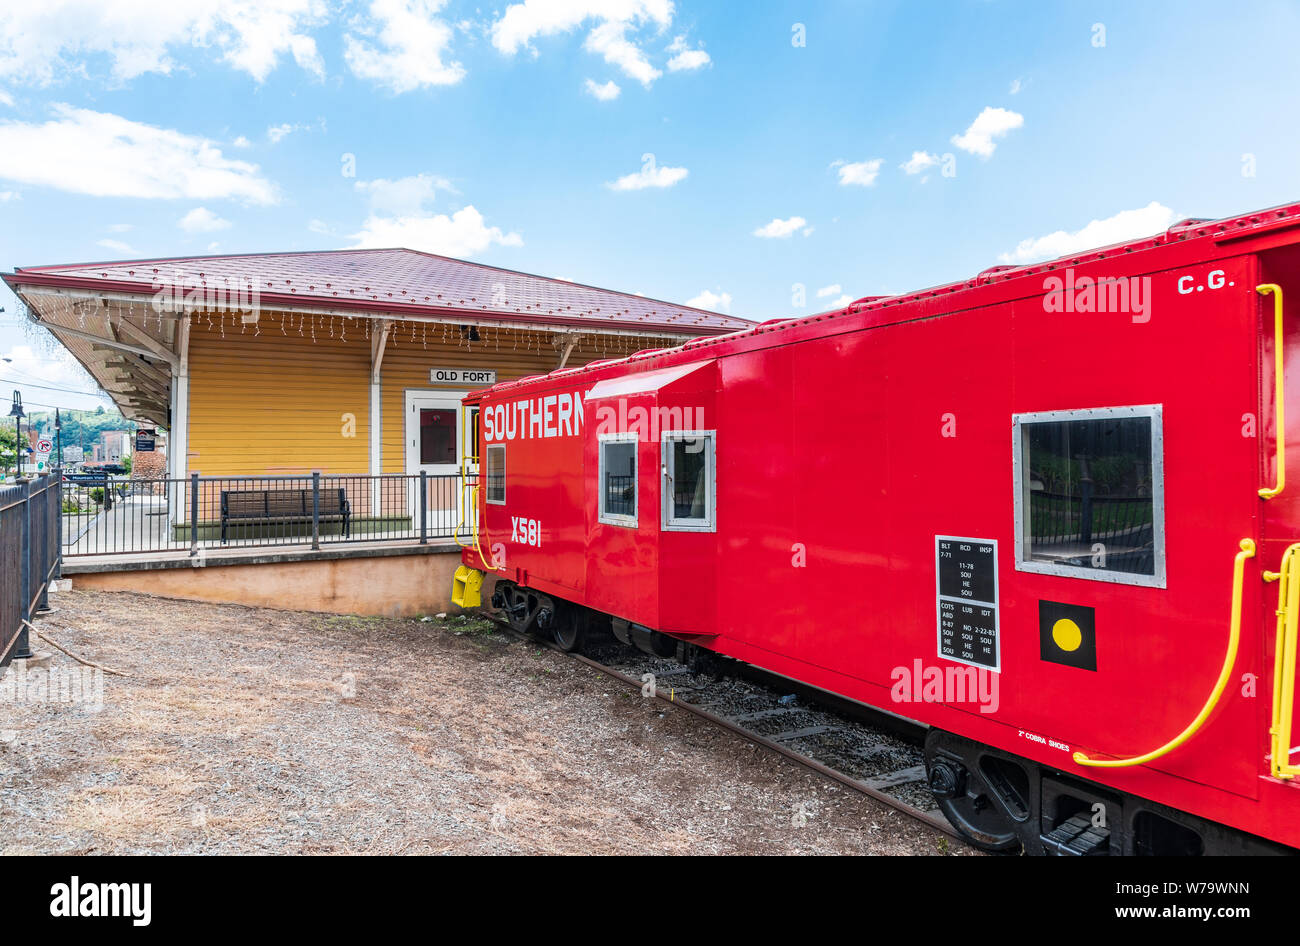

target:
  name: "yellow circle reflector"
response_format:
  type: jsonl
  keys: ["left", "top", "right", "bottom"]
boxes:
{"left": 1052, "top": 618, "right": 1083, "bottom": 652}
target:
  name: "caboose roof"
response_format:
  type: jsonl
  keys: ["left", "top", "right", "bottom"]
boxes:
{"left": 478, "top": 199, "right": 1300, "bottom": 399}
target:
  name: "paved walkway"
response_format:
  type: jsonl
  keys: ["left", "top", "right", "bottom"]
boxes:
{"left": 65, "top": 494, "right": 175, "bottom": 555}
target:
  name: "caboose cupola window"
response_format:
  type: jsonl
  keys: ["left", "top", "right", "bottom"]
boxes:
{"left": 1012, "top": 405, "right": 1165, "bottom": 588}
{"left": 598, "top": 432, "right": 638, "bottom": 526}
{"left": 662, "top": 430, "right": 716, "bottom": 532}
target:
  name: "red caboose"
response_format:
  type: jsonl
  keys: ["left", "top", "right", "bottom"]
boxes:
{"left": 454, "top": 203, "right": 1300, "bottom": 855}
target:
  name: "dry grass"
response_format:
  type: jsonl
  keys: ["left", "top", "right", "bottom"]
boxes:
{"left": 0, "top": 590, "right": 966, "bottom": 855}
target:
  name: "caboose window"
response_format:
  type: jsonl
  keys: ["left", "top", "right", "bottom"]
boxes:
{"left": 1013, "top": 405, "right": 1165, "bottom": 588}
{"left": 598, "top": 433, "right": 638, "bottom": 526}
{"left": 485, "top": 444, "right": 506, "bottom": 505}
{"left": 663, "top": 431, "right": 716, "bottom": 531}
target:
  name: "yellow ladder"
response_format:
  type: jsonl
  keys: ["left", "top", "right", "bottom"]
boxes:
{"left": 454, "top": 402, "right": 479, "bottom": 550}
{"left": 452, "top": 404, "right": 492, "bottom": 602}
{"left": 1265, "top": 544, "right": 1300, "bottom": 779}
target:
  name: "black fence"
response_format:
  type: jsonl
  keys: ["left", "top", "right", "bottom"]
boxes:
{"left": 62, "top": 472, "right": 474, "bottom": 558}
{"left": 604, "top": 474, "right": 636, "bottom": 517}
{"left": 1028, "top": 489, "right": 1156, "bottom": 574}
{"left": 1028, "top": 490, "right": 1153, "bottom": 546}
{"left": 1, "top": 475, "right": 61, "bottom": 667}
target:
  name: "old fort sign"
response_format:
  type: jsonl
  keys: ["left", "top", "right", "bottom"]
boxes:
{"left": 429, "top": 368, "right": 498, "bottom": 386}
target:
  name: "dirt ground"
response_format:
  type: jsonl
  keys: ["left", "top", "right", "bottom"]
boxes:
{"left": 0, "top": 589, "right": 966, "bottom": 855}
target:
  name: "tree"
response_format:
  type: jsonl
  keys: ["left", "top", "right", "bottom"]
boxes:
{"left": 0, "top": 425, "right": 29, "bottom": 478}
{"left": 27, "top": 407, "right": 146, "bottom": 461}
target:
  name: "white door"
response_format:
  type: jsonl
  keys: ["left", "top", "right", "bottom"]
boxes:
{"left": 405, "top": 392, "right": 466, "bottom": 536}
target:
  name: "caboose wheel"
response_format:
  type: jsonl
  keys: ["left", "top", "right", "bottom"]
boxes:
{"left": 925, "top": 730, "right": 1024, "bottom": 853}
{"left": 551, "top": 612, "right": 582, "bottom": 652}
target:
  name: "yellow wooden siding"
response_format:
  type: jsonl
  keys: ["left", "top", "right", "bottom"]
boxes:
{"left": 186, "top": 313, "right": 684, "bottom": 477}
{"left": 187, "top": 318, "right": 370, "bottom": 475}
{"left": 379, "top": 327, "right": 607, "bottom": 473}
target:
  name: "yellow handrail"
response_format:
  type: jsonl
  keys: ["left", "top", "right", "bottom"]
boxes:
{"left": 455, "top": 483, "right": 496, "bottom": 570}
{"left": 1258, "top": 283, "right": 1285, "bottom": 499}
{"left": 453, "top": 404, "right": 494, "bottom": 570}
{"left": 1074, "top": 539, "right": 1256, "bottom": 768}
{"left": 1265, "top": 543, "right": 1300, "bottom": 779}
{"left": 457, "top": 403, "right": 479, "bottom": 528}
{"left": 455, "top": 402, "right": 474, "bottom": 545}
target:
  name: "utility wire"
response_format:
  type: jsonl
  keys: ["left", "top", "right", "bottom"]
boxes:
{"left": 0, "top": 376, "right": 111, "bottom": 398}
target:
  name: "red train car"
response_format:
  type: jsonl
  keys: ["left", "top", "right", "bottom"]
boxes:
{"left": 453, "top": 202, "right": 1300, "bottom": 855}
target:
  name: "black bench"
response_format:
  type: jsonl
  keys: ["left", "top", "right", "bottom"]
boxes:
{"left": 219, "top": 488, "right": 350, "bottom": 543}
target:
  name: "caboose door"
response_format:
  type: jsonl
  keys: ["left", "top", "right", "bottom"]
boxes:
{"left": 405, "top": 391, "right": 467, "bottom": 535}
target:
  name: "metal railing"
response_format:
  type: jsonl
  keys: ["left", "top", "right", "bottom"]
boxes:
{"left": 61, "top": 472, "right": 474, "bottom": 558}
{"left": 1029, "top": 490, "right": 1153, "bottom": 545}
{"left": 1, "top": 474, "right": 61, "bottom": 667}
{"left": 1028, "top": 489, "right": 1155, "bottom": 573}
{"left": 604, "top": 474, "right": 636, "bottom": 517}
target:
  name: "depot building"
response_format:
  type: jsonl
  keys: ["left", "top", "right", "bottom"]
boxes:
{"left": 3, "top": 248, "right": 751, "bottom": 612}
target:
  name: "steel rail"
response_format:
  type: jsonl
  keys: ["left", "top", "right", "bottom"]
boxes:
{"left": 484, "top": 614, "right": 967, "bottom": 846}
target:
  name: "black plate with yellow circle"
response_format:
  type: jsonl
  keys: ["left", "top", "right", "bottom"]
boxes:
{"left": 1039, "top": 600, "right": 1096, "bottom": 671}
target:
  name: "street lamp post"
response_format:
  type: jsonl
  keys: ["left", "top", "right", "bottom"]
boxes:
{"left": 8, "top": 390, "right": 24, "bottom": 480}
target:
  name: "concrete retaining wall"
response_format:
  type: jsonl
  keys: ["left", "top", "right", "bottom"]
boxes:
{"left": 68, "top": 546, "right": 468, "bottom": 617}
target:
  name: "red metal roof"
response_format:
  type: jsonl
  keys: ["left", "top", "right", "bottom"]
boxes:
{"left": 4, "top": 247, "right": 753, "bottom": 335}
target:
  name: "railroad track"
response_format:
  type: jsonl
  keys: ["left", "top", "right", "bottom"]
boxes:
{"left": 482, "top": 611, "right": 969, "bottom": 848}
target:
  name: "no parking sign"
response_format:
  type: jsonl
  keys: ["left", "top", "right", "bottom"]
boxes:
{"left": 34, "top": 438, "right": 52, "bottom": 473}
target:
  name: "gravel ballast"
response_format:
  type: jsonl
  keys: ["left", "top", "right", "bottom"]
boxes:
{"left": 0, "top": 590, "right": 967, "bottom": 855}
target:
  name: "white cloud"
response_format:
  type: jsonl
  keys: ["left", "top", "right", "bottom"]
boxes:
{"left": 686, "top": 288, "right": 731, "bottom": 313}
{"left": 354, "top": 173, "right": 453, "bottom": 215}
{"left": 753, "top": 216, "right": 809, "bottom": 239}
{"left": 829, "top": 294, "right": 851, "bottom": 308}
{"left": 0, "top": 344, "right": 108, "bottom": 412}
{"left": 0, "top": 105, "right": 277, "bottom": 203}
{"left": 232, "top": 135, "right": 252, "bottom": 148}
{"left": 0, "top": 89, "right": 11, "bottom": 106}
{"left": 584, "top": 78, "right": 621, "bottom": 101}
{"left": 345, "top": 0, "right": 465, "bottom": 93}
{"left": 815, "top": 283, "right": 842, "bottom": 298}
{"left": 107, "top": 222, "right": 132, "bottom": 232}
{"left": 95, "top": 238, "right": 132, "bottom": 253}
{"left": 266, "top": 122, "right": 304, "bottom": 143}
{"left": 900, "top": 151, "right": 938, "bottom": 175}
{"left": 584, "top": 19, "right": 661, "bottom": 86}
{"left": 492, "top": 0, "right": 675, "bottom": 87}
{"left": 832, "top": 158, "right": 883, "bottom": 187}
{"left": 0, "top": 190, "right": 17, "bottom": 201}
{"left": 607, "top": 160, "right": 688, "bottom": 191}
{"left": 666, "top": 35, "right": 710, "bottom": 71}
{"left": 1009, "top": 78, "right": 1022, "bottom": 95}
{"left": 178, "top": 206, "right": 232, "bottom": 232}
{"left": 307, "top": 218, "right": 332, "bottom": 235}
{"left": 997, "top": 202, "right": 1177, "bottom": 265}
{"left": 951, "top": 106, "right": 1023, "bottom": 158}
{"left": 351, "top": 204, "right": 522, "bottom": 258}
{"left": 0, "top": 1, "right": 326, "bottom": 86}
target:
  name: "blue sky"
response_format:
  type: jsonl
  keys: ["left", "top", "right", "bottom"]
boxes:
{"left": 2, "top": 0, "right": 1300, "bottom": 413}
